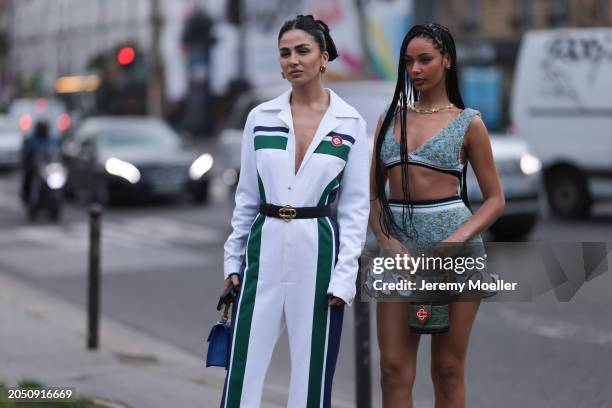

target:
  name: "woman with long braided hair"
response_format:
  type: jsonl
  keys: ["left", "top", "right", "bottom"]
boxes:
{"left": 369, "top": 23, "right": 505, "bottom": 407}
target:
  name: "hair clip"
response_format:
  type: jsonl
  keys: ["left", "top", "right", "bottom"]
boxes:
{"left": 316, "top": 19, "right": 330, "bottom": 33}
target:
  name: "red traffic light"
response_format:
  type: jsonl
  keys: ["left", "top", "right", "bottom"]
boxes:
{"left": 117, "top": 47, "right": 136, "bottom": 66}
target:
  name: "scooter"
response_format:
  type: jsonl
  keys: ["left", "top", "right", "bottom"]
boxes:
{"left": 25, "top": 153, "right": 67, "bottom": 221}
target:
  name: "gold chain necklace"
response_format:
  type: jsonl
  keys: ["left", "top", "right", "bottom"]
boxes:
{"left": 408, "top": 102, "right": 455, "bottom": 114}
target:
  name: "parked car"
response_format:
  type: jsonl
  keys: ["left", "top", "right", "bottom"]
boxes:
{"left": 217, "top": 84, "right": 287, "bottom": 189}
{"left": 62, "top": 116, "right": 213, "bottom": 204}
{"left": 0, "top": 115, "right": 22, "bottom": 170}
{"left": 8, "top": 97, "right": 72, "bottom": 136}
{"left": 219, "top": 81, "right": 541, "bottom": 240}
{"left": 512, "top": 28, "right": 612, "bottom": 218}
{"left": 466, "top": 134, "right": 541, "bottom": 241}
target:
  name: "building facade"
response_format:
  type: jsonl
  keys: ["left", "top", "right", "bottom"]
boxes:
{"left": 8, "top": 0, "right": 155, "bottom": 94}
{"left": 413, "top": 0, "right": 612, "bottom": 128}
{"left": 415, "top": 0, "right": 612, "bottom": 64}
{"left": 6, "top": 0, "right": 228, "bottom": 101}
{"left": 0, "top": 0, "right": 14, "bottom": 107}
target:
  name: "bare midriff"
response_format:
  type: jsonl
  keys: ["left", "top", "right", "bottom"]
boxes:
{"left": 386, "top": 108, "right": 466, "bottom": 201}
{"left": 387, "top": 165, "right": 459, "bottom": 201}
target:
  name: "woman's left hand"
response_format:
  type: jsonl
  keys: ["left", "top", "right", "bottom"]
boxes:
{"left": 328, "top": 296, "right": 346, "bottom": 306}
{"left": 431, "top": 236, "right": 465, "bottom": 259}
{"left": 442, "top": 235, "right": 465, "bottom": 243}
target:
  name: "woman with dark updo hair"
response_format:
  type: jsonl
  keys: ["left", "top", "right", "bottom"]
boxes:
{"left": 221, "top": 14, "right": 370, "bottom": 407}
{"left": 370, "top": 23, "right": 505, "bottom": 407}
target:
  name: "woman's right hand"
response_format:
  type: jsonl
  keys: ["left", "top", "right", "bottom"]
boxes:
{"left": 378, "top": 236, "right": 414, "bottom": 276}
{"left": 220, "top": 274, "right": 241, "bottom": 297}
{"left": 379, "top": 236, "right": 411, "bottom": 257}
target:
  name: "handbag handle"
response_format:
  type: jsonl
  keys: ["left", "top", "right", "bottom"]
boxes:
{"left": 217, "top": 284, "right": 237, "bottom": 313}
{"left": 222, "top": 302, "right": 230, "bottom": 320}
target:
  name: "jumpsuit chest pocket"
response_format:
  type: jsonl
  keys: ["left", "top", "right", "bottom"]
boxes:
{"left": 311, "top": 135, "right": 351, "bottom": 178}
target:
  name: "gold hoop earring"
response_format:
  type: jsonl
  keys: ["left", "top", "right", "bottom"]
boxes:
{"left": 320, "top": 66, "right": 327, "bottom": 74}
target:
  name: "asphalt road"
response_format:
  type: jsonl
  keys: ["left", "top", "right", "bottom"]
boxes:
{"left": 1, "top": 169, "right": 611, "bottom": 407}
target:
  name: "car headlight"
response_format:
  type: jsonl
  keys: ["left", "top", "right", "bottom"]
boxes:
{"left": 44, "top": 163, "right": 67, "bottom": 190}
{"left": 189, "top": 153, "right": 214, "bottom": 180}
{"left": 520, "top": 153, "right": 542, "bottom": 175}
{"left": 105, "top": 157, "right": 141, "bottom": 184}
{"left": 223, "top": 168, "right": 238, "bottom": 186}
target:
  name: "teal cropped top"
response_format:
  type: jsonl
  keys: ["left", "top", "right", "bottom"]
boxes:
{"left": 379, "top": 106, "right": 481, "bottom": 209}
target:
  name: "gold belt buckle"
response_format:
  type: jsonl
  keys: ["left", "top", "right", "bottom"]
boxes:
{"left": 278, "top": 205, "right": 297, "bottom": 222}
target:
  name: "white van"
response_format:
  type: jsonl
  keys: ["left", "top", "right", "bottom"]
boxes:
{"left": 512, "top": 28, "right": 612, "bottom": 218}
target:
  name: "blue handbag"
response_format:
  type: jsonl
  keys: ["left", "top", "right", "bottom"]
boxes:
{"left": 206, "top": 283, "right": 238, "bottom": 368}
{"left": 206, "top": 307, "right": 231, "bottom": 368}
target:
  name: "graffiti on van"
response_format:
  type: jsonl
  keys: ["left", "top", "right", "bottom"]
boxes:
{"left": 538, "top": 59, "right": 579, "bottom": 102}
{"left": 546, "top": 33, "right": 612, "bottom": 64}
{"left": 538, "top": 32, "right": 612, "bottom": 102}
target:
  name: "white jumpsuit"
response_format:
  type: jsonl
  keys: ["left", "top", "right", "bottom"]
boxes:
{"left": 222, "top": 88, "right": 370, "bottom": 407}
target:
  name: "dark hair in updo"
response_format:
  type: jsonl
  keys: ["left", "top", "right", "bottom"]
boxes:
{"left": 278, "top": 15, "right": 338, "bottom": 61}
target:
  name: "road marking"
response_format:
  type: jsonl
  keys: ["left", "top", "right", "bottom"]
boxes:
{"left": 0, "top": 191, "right": 22, "bottom": 212}
{"left": 0, "top": 217, "right": 227, "bottom": 252}
{"left": 497, "top": 308, "right": 612, "bottom": 347}
{"left": 118, "top": 216, "right": 224, "bottom": 245}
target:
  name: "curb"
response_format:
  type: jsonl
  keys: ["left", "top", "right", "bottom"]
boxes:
{"left": 91, "top": 397, "right": 131, "bottom": 408}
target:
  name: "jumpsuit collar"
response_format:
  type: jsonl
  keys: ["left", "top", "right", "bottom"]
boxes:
{"left": 259, "top": 88, "right": 360, "bottom": 176}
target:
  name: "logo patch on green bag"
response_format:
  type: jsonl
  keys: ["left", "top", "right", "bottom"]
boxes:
{"left": 415, "top": 305, "right": 431, "bottom": 325}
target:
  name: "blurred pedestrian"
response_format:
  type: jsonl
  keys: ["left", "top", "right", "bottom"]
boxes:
{"left": 20, "top": 119, "right": 59, "bottom": 202}
{"left": 369, "top": 23, "right": 505, "bottom": 407}
{"left": 220, "top": 14, "right": 370, "bottom": 408}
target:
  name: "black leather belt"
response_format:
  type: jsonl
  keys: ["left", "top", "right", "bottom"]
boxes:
{"left": 259, "top": 203, "right": 332, "bottom": 222}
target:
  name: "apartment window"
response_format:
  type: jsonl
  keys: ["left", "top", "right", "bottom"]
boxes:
{"left": 549, "top": 0, "right": 569, "bottom": 26}
{"left": 466, "top": 0, "right": 480, "bottom": 33}
{"left": 512, "top": 0, "right": 531, "bottom": 28}
{"left": 595, "top": 0, "right": 609, "bottom": 22}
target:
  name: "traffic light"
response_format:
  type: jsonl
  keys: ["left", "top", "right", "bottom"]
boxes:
{"left": 117, "top": 46, "right": 136, "bottom": 66}
{"left": 97, "top": 44, "right": 147, "bottom": 115}
{"left": 114, "top": 45, "right": 146, "bottom": 79}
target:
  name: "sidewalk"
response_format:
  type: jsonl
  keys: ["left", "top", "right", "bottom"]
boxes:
{"left": 0, "top": 271, "right": 288, "bottom": 408}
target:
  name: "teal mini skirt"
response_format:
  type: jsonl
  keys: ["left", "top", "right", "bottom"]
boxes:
{"left": 388, "top": 195, "right": 498, "bottom": 299}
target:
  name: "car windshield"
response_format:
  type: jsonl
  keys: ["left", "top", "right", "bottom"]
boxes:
{"left": 9, "top": 98, "right": 66, "bottom": 119}
{"left": 0, "top": 121, "right": 18, "bottom": 136}
{"left": 96, "top": 122, "right": 180, "bottom": 150}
